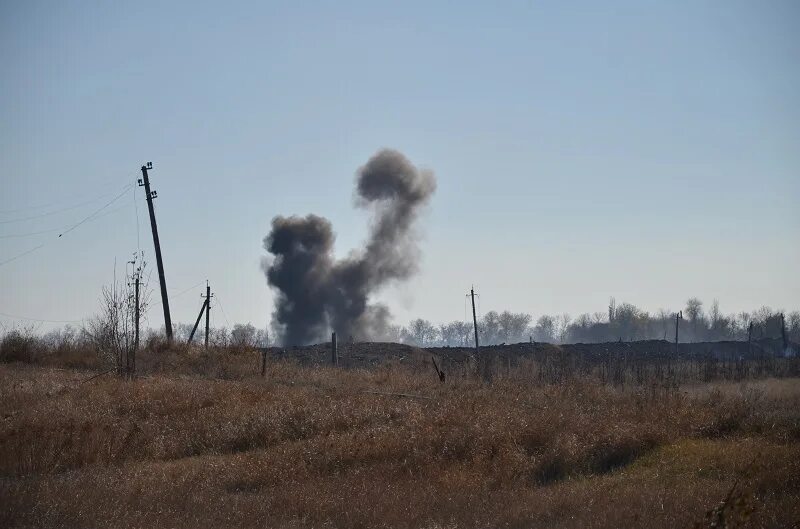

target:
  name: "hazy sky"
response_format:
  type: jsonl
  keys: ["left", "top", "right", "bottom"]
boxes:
{"left": 1, "top": 0, "right": 798, "bottom": 333}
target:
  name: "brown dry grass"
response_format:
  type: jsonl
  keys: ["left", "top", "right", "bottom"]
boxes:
{"left": 1, "top": 354, "right": 799, "bottom": 528}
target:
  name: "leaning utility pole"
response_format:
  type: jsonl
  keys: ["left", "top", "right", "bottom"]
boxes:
{"left": 203, "top": 281, "right": 213, "bottom": 348}
{"left": 138, "top": 162, "right": 173, "bottom": 340}
{"left": 187, "top": 298, "right": 208, "bottom": 345}
{"left": 470, "top": 287, "right": 479, "bottom": 349}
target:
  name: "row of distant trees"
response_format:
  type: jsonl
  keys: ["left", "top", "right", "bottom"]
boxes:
{"left": 170, "top": 322, "right": 268, "bottom": 348}
{"left": 392, "top": 298, "right": 800, "bottom": 347}
{"left": 6, "top": 298, "right": 796, "bottom": 351}
{"left": 102, "top": 297, "right": 800, "bottom": 348}
{"left": 157, "top": 297, "right": 800, "bottom": 348}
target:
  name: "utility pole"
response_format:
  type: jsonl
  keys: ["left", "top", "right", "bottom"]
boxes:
{"left": 126, "top": 254, "right": 142, "bottom": 377}
{"left": 133, "top": 267, "right": 140, "bottom": 376}
{"left": 470, "top": 287, "right": 479, "bottom": 349}
{"left": 138, "top": 162, "right": 173, "bottom": 340}
{"left": 187, "top": 282, "right": 213, "bottom": 347}
{"left": 187, "top": 298, "right": 208, "bottom": 345}
{"left": 674, "top": 311, "right": 683, "bottom": 355}
{"left": 203, "top": 281, "right": 213, "bottom": 348}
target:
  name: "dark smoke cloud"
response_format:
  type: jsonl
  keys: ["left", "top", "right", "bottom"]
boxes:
{"left": 262, "top": 149, "right": 436, "bottom": 345}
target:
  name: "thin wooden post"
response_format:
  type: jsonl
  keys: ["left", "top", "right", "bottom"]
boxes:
{"left": 132, "top": 269, "right": 140, "bottom": 377}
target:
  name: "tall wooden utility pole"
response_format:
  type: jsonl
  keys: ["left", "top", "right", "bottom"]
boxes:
{"left": 674, "top": 311, "right": 683, "bottom": 355}
{"left": 203, "top": 281, "right": 212, "bottom": 348}
{"left": 138, "top": 162, "right": 173, "bottom": 340}
{"left": 470, "top": 287, "right": 479, "bottom": 349}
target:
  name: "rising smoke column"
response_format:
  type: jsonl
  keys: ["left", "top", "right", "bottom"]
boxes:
{"left": 262, "top": 149, "right": 436, "bottom": 345}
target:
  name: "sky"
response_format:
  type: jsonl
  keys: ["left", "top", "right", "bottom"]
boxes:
{"left": 1, "top": 0, "right": 798, "bottom": 334}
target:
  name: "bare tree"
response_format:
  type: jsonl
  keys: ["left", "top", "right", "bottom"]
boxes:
{"left": 439, "top": 321, "right": 461, "bottom": 346}
{"left": 231, "top": 323, "right": 258, "bottom": 348}
{"left": 556, "top": 313, "right": 571, "bottom": 343}
{"left": 685, "top": 297, "right": 704, "bottom": 341}
{"left": 407, "top": 318, "right": 437, "bottom": 346}
{"left": 533, "top": 315, "right": 556, "bottom": 343}
{"left": 497, "top": 311, "right": 532, "bottom": 344}
{"left": 481, "top": 311, "right": 501, "bottom": 345}
{"left": 787, "top": 311, "right": 800, "bottom": 342}
{"left": 85, "top": 257, "right": 150, "bottom": 374}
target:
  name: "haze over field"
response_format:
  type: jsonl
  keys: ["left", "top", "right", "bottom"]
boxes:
{"left": 1, "top": 1, "right": 798, "bottom": 334}
{"left": 4, "top": 4, "right": 800, "bottom": 529}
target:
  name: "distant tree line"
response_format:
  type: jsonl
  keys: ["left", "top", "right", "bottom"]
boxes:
{"left": 97, "top": 299, "right": 800, "bottom": 348}
{"left": 391, "top": 298, "right": 800, "bottom": 347}
{"left": 169, "top": 322, "right": 269, "bottom": 348}
{"left": 4, "top": 298, "right": 797, "bottom": 350}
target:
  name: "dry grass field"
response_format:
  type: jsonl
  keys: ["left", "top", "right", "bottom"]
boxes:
{"left": 1, "top": 346, "right": 799, "bottom": 528}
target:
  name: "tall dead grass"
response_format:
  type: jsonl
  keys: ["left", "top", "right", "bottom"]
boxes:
{"left": 1, "top": 359, "right": 799, "bottom": 528}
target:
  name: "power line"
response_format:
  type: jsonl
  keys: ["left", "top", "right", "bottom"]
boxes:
{"left": 0, "top": 191, "right": 120, "bottom": 224}
{"left": 0, "top": 228, "right": 61, "bottom": 240}
{"left": 57, "top": 183, "right": 134, "bottom": 238}
{"left": 0, "top": 243, "right": 46, "bottom": 267}
{"left": 0, "top": 201, "right": 131, "bottom": 240}
{"left": 133, "top": 183, "right": 141, "bottom": 251}
{"left": 0, "top": 184, "right": 134, "bottom": 269}
{"left": 214, "top": 294, "right": 232, "bottom": 328}
{"left": 0, "top": 310, "right": 84, "bottom": 324}
{"left": 0, "top": 173, "right": 137, "bottom": 215}
{"left": 169, "top": 280, "right": 205, "bottom": 300}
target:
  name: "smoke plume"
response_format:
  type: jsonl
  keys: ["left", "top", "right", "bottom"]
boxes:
{"left": 262, "top": 149, "right": 436, "bottom": 345}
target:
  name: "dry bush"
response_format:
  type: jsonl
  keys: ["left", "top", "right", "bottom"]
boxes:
{"left": 0, "top": 328, "right": 102, "bottom": 370}
{"left": 0, "top": 329, "right": 44, "bottom": 363}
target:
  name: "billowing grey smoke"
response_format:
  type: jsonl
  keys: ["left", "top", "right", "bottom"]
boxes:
{"left": 262, "top": 149, "right": 436, "bottom": 345}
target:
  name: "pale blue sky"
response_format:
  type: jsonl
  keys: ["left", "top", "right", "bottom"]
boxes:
{"left": 1, "top": 0, "right": 798, "bottom": 332}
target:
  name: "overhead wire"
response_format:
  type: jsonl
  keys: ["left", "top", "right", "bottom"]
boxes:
{"left": 133, "top": 181, "right": 141, "bottom": 251}
{"left": 0, "top": 244, "right": 46, "bottom": 267}
{"left": 57, "top": 183, "right": 134, "bottom": 238}
{"left": 0, "top": 192, "right": 120, "bottom": 224}
{"left": 0, "top": 182, "right": 134, "bottom": 268}
{"left": 1, "top": 173, "right": 143, "bottom": 329}
{"left": 0, "top": 310, "right": 84, "bottom": 324}
{"left": 0, "top": 201, "right": 130, "bottom": 239}
{"left": 214, "top": 293, "right": 232, "bottom": 328}
{"left": 0, "top": 172, "right": 136, "bottom": 215}
{"left": 0, "top": 227, "right": 62, "bottom": 240}
{"left": 169, "top": 281, "right": 205, "bottom": 300}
